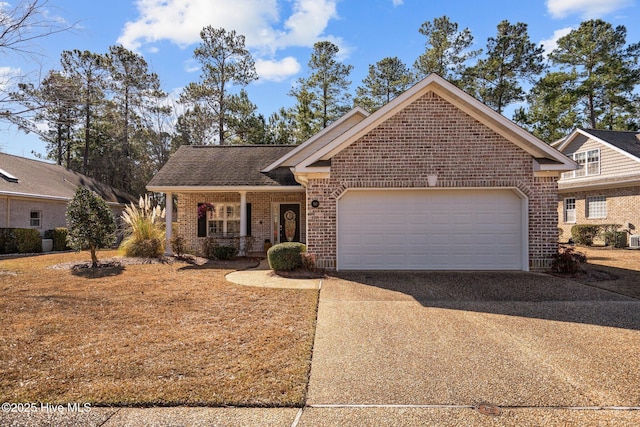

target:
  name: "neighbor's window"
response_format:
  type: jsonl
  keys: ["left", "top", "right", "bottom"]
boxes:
{"left": 563, "top": 149, "right": 600, "bottom": 179}
{"left": 564, "top": 198, "right": 576, "bottom": 223}
{"left": 207, "top": 203, "right": 241, "bottom": 237}
{"left": 30, "top": 211, "right": 41, "bottom": 227}
{"left": 586, "top": 196, "right": 607, "bottom": 219}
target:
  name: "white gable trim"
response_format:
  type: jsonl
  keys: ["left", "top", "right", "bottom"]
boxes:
{"left": 555, "top": 128, "right": 640, "bottom": 164}
{"left": 293, "top": 74, "right": 576, "bottom": 172}
{"left": 262, "top": 106, "right": 369, "bottom": 172}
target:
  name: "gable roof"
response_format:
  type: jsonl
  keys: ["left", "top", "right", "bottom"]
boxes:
{"left": 147, "top": 145, "right": 303, "bottom": 191}
{"left": 555, "top": 128, "right": 640, "bottom": 162}
{"left": 0, "top": 153, "right": 135, "bottom": 204}
{"left": 263, "top": 107, "right": 369, "bottom": 171}
{"left": 290, "top": 74, "right": 576, "bottom": 174}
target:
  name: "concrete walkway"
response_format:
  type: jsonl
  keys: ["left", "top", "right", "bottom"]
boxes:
{"left": 3, "top": 270, "right": 640, "bottom": 426}
{"left": 225, "top": 259, "right": 321, "bottom": 289}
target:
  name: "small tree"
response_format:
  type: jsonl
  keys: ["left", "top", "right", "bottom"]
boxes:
{"left": 66, "top": 186, "right": 116, "bottom": 267}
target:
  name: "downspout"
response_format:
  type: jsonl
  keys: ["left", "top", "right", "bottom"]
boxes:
{"left": 5, "top": 196, "right": 10, "bottom": 227}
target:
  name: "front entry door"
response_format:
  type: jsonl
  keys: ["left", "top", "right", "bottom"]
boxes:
{"left": 279, "top": 204, "right": 300, "bottom": 243}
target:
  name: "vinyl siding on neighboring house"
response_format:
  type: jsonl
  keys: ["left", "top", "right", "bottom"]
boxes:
{"left": 561, "top": 135, "right": 640, "bottom": 181}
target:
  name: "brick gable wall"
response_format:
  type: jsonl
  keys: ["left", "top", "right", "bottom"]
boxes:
{"left": 306, "top": 91, "right": 559, "bottom": 271}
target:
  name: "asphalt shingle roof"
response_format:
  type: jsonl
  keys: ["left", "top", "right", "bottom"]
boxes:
{"left": 0, "top": 153, "right": 136, "bottom": 204}
{"left": 147, "top": 145, "right": 301, "bottom": 188}
{"left": 582, "top": 129, "right": 640, "bottom": 159}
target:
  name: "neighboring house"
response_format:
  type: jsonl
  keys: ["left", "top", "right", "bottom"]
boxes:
{"left": 553, "top": 128, "right": 640, "bottom": 244}
{"left": 0, "top": 153, "right": 136, "bottom": 233}
{"left": 148, "top": 74, "right": 576, "bottom": 271}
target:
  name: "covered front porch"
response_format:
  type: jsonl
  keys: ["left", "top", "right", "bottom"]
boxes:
{"left": 163, "top": 189, "right": 307, "bottom": 257}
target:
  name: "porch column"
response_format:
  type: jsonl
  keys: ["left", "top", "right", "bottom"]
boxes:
{"left": 239, "top": 191, "right": 247, "bottom": 256}
{"left": 164, "top": 192, "right": 173, "bottom": 256}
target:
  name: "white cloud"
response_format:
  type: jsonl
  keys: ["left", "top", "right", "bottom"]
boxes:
{"left": 0, "top": 66, "right": 21, "bottom": 91}
{"left": 539, "top": 27, "right": 573, "bottom": 57}
{"left": 546, "top": 0, "right": 633, "bottom": 19}
{"left": 392, "top": 0, "right": 404, "bottom": 6}
{"left": 118, "top": 0, "right": 339, "bottom": 52}
{"left": 255, "top": 57, "right": 301, "bottom": 82}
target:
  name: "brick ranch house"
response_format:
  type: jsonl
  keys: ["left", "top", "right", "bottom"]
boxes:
{"left": 553, "top": 128, "right": 640, "bottom": 244}
{"left": 148, "top": 74, "right": 577, "bottom": 271}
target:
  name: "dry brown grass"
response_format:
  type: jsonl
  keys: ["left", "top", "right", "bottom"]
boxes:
{"left": 0, "top": 251, "right": 318, "bottom": 407}
{"left": 573, "top": 246, "right": 640, "bottom": 299}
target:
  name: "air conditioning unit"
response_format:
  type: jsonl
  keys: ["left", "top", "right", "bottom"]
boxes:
{"left": 630, "top": 235, "right": 640, "bottom": 249}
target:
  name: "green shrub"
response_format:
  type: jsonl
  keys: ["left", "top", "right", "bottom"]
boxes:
{"left": 267, "top": 242, "right": 307, "bottom": 271}
{"left": 0, "top": 228, "right": 17, "bottom": 254}
{"left": 52, "top": 228, "right": 69, "bottom": 251}
{"left": 202, "top": 237, "right": 217, "bottom": 258}
{"left": 213, "top": 245, "right": 237, "bottom": 260}
{"left": 170, "top": 235, "right": 187, "bottom": 256}
{"left": 571, "top": 225, "right": 601, "bottom": 246}
{"left": 14, "top": 228, "right": 42, "bottom": 253}
{"left": 603, "top": 231, "right": 627, "bottom": 248}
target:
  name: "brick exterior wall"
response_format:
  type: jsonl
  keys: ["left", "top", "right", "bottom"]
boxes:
{"left": 175, "top": 191, "right": 306, "bottom": 255}
{"left": 306, "top": 91, "right": 559, "bottom": 271}
{"left": 557, "top": 186, "right": 640, "bottom": 244}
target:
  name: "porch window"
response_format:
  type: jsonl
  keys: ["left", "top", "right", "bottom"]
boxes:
{"left": 30, "top": 211, "right": 42, "bottom": 227}
{"left": 586, "top": 196, "right": 606, "bottom": 219}
{"left": 207, "top": 203, "right": 241, "bottom": 237}
{"left": 564, "top": 198, "right": 576, "bottom": 223}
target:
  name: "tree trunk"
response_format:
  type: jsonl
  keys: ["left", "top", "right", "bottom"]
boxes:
{"left": 90, "top": 246, "right": 98, "bottom": 268}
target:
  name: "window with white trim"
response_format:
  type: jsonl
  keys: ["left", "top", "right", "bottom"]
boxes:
{"left": 30, "top": 211, "right": 42, "bottom": 227}
{"left": 586, "top": 196, "right": 607, "bottom": 219}
{"left": 207, "top": 203, "right": 241, "bottom": 237}
{"left": 564, "top": 198, "right": 576, "bottom": 223}
{"left": 562, "top": 149, "right": 600, "bottom": 179}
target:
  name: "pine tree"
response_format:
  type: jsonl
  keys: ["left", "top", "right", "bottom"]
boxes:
{"left": 355, "top": 57, "right": 413, "bottom": 112}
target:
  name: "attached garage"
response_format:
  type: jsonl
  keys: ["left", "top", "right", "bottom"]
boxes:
{"left": 337, "top": 189, "right": 527, "bottom": 271}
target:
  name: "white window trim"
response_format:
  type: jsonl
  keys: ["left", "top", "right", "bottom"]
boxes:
{"left": 563, "top": 148, "right": 600, "bottom": 179}
{"left": 564, "top": 198, "right": 576, "bottom": 223}
{"left": 207, "top": 203, "right": 241, "bottom": 237}
{"left": 30, "top": 210, "right": 42, "bottom": 228}
{"left": 586, "top": 196, "right": 607, "bottom": 219}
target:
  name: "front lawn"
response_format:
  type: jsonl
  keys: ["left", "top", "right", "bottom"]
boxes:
{"left": 0, "top": 251, "right": 318, "bottom": 407}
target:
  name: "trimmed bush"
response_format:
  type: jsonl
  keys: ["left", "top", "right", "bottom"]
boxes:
{"left": 0, "top": 228, "right": 18, "bottom": 254}
{"left": 14, "top": 228, "right": 42, "bottom": 253}
{"left": 571, "top": 225, "right": 601, "bottom": 246}
{"left": 52, "top": 228, "right": 69, "bottom": 251}
{"left": 213, "top": 245, "right": 237, "bottom": 260}
{"left": 267, "top": 242, "right": 307, "bottom": 271}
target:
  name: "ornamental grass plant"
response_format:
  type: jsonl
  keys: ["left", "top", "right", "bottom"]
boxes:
{"left": 119, "top": 195, "right": 166, "bottom": 258}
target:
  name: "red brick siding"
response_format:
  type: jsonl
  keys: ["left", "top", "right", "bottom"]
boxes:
{"left": 307, "top": 91, "right": 559, "bottom": 271}
{"left": 175, "top": 192, "right": 306, "bottom": 255}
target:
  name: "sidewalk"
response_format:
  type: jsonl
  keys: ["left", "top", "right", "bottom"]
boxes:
{"left": 225, "top": 259, "right": 321, "bottom": 290}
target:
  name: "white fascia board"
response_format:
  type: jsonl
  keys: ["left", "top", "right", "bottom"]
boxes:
{"left": 261, "top": 106, "right": 370, "bottom": 172}
{"left": 0, "top": 190, "right": 126, "bottom": 207}
{"left": 558, "top": 175, "right": 640, "bottom": 192}
{"left": 146, "top": 185, "right": 305, "bottom": 193}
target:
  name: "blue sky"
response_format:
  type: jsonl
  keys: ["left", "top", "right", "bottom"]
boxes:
{"left": 2, "top": 0, "right": 639, "bottom": 159}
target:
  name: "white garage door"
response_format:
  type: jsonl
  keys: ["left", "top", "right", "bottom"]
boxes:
{"left": 338, "top": 189, "right": 524, "bottom": 270}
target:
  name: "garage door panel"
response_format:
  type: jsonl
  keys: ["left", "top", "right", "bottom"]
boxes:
{"left": 338, "top": 189, "right": 523, "bottom": 270}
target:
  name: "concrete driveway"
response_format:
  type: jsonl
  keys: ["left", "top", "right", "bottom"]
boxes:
{"left": 305, "top": 271, "right": 640, "bottom": 424}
